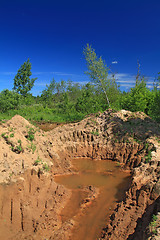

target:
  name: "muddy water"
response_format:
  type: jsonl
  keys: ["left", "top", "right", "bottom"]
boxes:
{"left": 35, "top": 122, "right": 63, "bottom": 131}
{"left": 54, "top": 158, "right": 131, "bottom": 240}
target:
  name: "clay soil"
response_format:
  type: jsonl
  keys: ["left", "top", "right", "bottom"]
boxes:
{"left": 0, "top": 109, "right": 160, "bottom": 240}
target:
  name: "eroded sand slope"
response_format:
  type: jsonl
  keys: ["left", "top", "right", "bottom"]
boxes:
{"left": 0, "top": 110, "right": 160, "bottom": 239}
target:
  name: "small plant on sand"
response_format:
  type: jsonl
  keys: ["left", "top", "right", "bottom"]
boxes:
{"left": 134, "top": 138, "right": 141, "bottom": 144}
{"left": 27, "top": 142, "right": 36, "bottom": 153}
{"left": 16, "top": 145, "right": 23, "bottom": 152}
{"left": 85, "top": 121, "right": 91, "bottom": 127}
{"left": 91, "top": 129, "right": 99, "bottom": 136}
{"left": 149, "top": 214, "right": 158, "bottom": 234}
{"left": 144, "top": 151, "right": 152, "bottom": 163}
{"left": 1, "top": 132, "right": 8, "bottom": 139}
{"left": 90, "top": 119, "right": 98, "bottom": 125}
{"left": 116, "top": 162, "right": 121, "bottom": 167}
{"left": 33, "top": 157, "right": 50, "bottom": 172}
{"left": 145, "top": 142, "right": 149, "bottom": 150}
{"left": 10, "top": 133, "right": 14, "bottom": 138}
{"left": 9, "top": 172, "right": 13, "bottom": 177}
{"left": 33, "top": 156, "right": 42, "bottom": 166}
{"left": 43, "top": 163, "right": 49, "bottom": 171}
{"left": 155, "top": 137, "right": 160, "bottom": 144}
{"left": 1, "top": 133, "right": 5, "bottom": 137}
{"left": 143, "top": 142, "right": 156, "bottom": 163}
{"left": 8, "top": 127, "right": 14, "bottom": 132}
{"left": 28, "top": 127, "right": 36, "bottom": 141}
{"left": 15, "top": 139, "right": 23, "bottom": 153}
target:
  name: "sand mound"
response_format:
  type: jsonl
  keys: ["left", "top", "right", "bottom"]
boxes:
{"left": 7, "top": 114, "right": 32, "bottom": 128}
{"left": 0, "top": 115, "right": 53, "bottom": 184}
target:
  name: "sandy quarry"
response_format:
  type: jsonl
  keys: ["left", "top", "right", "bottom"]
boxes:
{"left": 0, "top": 109, "right": 160, "bottom": 240}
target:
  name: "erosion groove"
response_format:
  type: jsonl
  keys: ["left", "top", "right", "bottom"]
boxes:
{"left": 0, "top": 109, "right": 160, "bottom": 239}
{"left": 10, "top": 199, "right": 13, "bottom": 224}
{"left": 0, "top": 170, "right": 71, "bottom": 239}
{"left": 20, "top": 201, "right": 24, "bottom": 231}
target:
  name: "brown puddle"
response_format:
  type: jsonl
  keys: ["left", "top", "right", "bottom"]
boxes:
{"left": 35, "top": 122, "right": 64, "bottom": 131}
{"left": 54, "top": 158, "right": 131, "bottom": 240}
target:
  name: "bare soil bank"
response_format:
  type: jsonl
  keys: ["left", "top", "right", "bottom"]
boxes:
{"left": 0, "top": 109, "right": 160, "bottom": 239}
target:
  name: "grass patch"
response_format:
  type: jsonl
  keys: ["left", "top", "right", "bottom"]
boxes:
{"left": 91, "top": 129, "right": 99, "bottom": 136}
{"left": 27, "top": 142, "right": 36, "bottom": 153}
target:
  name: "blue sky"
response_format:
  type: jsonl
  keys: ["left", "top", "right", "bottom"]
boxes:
{"left": 0, "top": 0, "right": 160, "bottom": 95}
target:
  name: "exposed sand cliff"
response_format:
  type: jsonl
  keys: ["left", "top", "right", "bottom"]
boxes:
{"left": 0, "top": 109, "right": 160, "bottom": 239}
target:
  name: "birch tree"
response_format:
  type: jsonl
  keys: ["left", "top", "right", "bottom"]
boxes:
{"left": 83, "top": 44, "right": 111, "bottom": 107}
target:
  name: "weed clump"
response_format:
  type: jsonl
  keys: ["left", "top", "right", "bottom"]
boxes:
{"left": 27, "top": 127, "right": 36, "bottom": 141}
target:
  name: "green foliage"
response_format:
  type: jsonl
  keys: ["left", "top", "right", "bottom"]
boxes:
{"left": 83, "top": 44, "right": 110, "bottom": 106}
{"left": 16, "top": 144, "right": 23, "bottom": 153}
{"left": 149, "top": 214, "right": 158, "bottom": 234}
{"left": 1, "top": 133, "right": 6, "bottom": 137}
{"left": 1, "top": 132, "right": 9, "bottom": 139}
{"left": 10, "top": 133, "right": 14, "bottom": 138}
{"left": 148, "top": 87, "right": 160, "bottom": 122}
{"left": 34, "top": 156, "right": 42, "bottom": 166}
{"left": 0, "top": 45, "right": 160, "bottom": 125}
{"left": 13, "top": 59, "right": 37, "bottom": 96}
{"left": 91, "top": 129, "right": 99, "bottom": 136}
{"left": 43, "top": 163, "right": 50, "bottom": 171}
{"left": 15, "top": 139, "right": 23, "bottom": 153}
{"left": 83, "top": 44, "right": 120, "bottom": 108}
{"left": 152, "top": 214, "right": 158, "bottom": 222}
{"left": 120, "top": 77, "right": 151, "bottom": 113}
{"left": 75, "top": 83, "right": 104, "bottom": 113}
{"left": 0, "top": 89, "right": 21, "bottom": 112}
{"left": 27, "top": 128, "right": 36, "bottom": 141}
{"left": 144, "top": 151, "right": 152, "bottom": 163}
{"left": 41, "top": 78, "right": 56, "bottom": 104}
{"left": 33, "top": 157, "right": 49, "bottom": 172}
{"left": 27, "top": 142, "right": 36, "bottom": 153}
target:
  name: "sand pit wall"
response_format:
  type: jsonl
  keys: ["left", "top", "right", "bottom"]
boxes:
{"left": 46, "top": 124, "right": 160, "bottom": 240}
{"left": 0, "top": 111, "right": 159, "bottom": 240}
{"left": 0, "top": 169, "right": 71, "bottom": 240}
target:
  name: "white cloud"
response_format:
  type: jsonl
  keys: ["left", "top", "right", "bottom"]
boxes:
{"left": 73, "top": 80, "right": 89, "bottom": 85}
{"left": 0, "top": 72, "right": 16, "bottom": 75}
{"left": 112, "top": 61, "right": 118, "bottom": 64}
{"left": 32, "top": 71, "right": 86, "bottom": 78}
{"left": 34, "top": 82, "right": 49, "bottom": 87}
{"left": 117, "top": 80, "right": 135, "bottom": 83}
{"left": 119, "top": 83, "right": 135, "bottom": 87}
{"left": 111, "top": 73, "right": 156, "bottom": 89}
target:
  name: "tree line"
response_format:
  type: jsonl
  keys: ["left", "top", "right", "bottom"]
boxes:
{"left": 0, "top": 45, "right": 160, "bottom": 122}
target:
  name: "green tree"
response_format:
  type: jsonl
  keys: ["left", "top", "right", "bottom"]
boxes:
{"left": 148, "top": 73, "right": 160, "bottom": 122}
{"left": 66, "top": 80, "right": 81, "bottom": 102}
{"left": 13, "top": 59, "right": 37, "bottom": 96}
{"left": 120, "top": 77, "right": 151, "bottom": 113}
{"left": 41, "top": 78, "right": 56, "bottom": 104}
{"left": 83, "top": 44, "right": 111, "bottom": 107}
{"left": 75, "top": 83, "right": 101, "bottom": 113}
{"left": 0, "top": 89, "right": 21, "bottom": 112}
